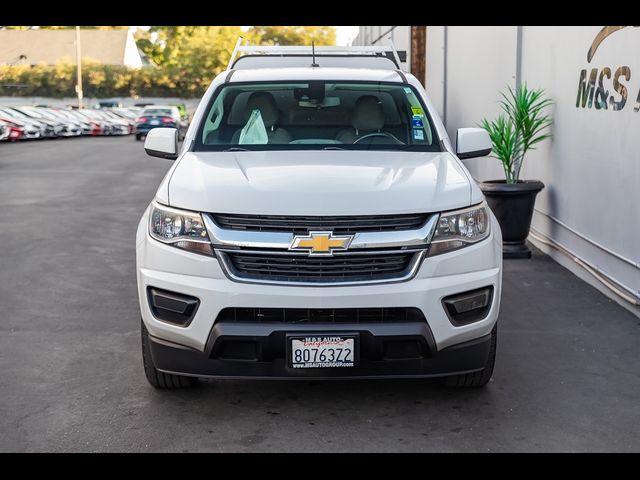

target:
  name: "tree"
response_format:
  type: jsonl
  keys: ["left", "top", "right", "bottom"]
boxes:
{"left": 135, "top": 26, "right": 245, "bottom": 95}
{"left": 249, "top": 26, "right": 336, "bottom": 46}
{"left": 0, "top": 26, "right": 126, "bottom": 30}
{"left": 134, "top": 26, "right": 336, "bottom": 95}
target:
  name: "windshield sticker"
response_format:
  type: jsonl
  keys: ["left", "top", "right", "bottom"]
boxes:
{"left": 411, "top": 106, "right": 424, "bottom": 116}
{"left": 413, "top": 129, "right": 424, "bottom": 140}
{"left": 412, "top": 115, "right": 424, "bottom": 128}
{"left": 404, "top": 87, "right": 413, "bottom": 94}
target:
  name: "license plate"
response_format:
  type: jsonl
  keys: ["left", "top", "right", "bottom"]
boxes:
{"left": 150, "top": 119, "right": 160, "bottom": 125}
{"left": 290, "top": 336, "right": 356, "bottom": 369}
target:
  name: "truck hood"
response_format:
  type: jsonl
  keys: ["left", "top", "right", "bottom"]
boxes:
{"left": 165, "top": 150, "right": 477, "bottom": 215}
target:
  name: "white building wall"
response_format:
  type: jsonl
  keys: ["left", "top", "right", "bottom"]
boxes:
{"left": 424, "top": 26, "right": 445, "bottom": 118}
{"left": 443, "top": 26, "right": 518, "bottom": 144}
{"left": 356, "top": 26, "right": 410, "bottom": 71}
{"left": 356, "top": 25, "right": 640, "bottom": 316}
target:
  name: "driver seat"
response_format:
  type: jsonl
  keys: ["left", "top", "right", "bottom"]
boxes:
{"left": 336, "top": 95, "right": 385, "bottom": 144}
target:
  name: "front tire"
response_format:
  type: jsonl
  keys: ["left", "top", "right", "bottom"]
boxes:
{"left": 443, "top": 324, "right": 497, "bottom": 388}
{"left": 141, "top": 320, "right": 197, "bottom": 389}
{"left": 135, "top": 133, "right": 142, "bottom": 141}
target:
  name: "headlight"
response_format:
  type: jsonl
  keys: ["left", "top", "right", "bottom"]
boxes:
{"left": 428, "top": 202, "right": 491, "bottom": 256}
{"left": 149, "top": 202, "right": 213, "bottom": 256}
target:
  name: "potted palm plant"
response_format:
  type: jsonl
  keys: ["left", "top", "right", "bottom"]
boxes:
{"left": 480, "top": 84, "right": 553, "bottom": 258}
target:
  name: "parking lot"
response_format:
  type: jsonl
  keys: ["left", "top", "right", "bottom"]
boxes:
{"left": 1, "top": 137, "right": 639, "bottom": 452}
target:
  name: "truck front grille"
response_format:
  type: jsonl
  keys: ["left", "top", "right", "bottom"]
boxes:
{"left": 219, "top": 250, "right": 421, "bottom": 284}
{"left": 211, "top": 213, "right": 429, "bottom": 235}
{"left": 216, "top": 307, "right": 426, "bottom": 324}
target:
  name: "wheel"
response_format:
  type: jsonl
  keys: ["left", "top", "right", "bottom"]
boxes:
{"left": 135, "top": 133, "right": 142, "bottom": 141}
{"left": 443, "top": 324, "right": 497, "bottom": 388}
{"left": 141, "top": 319, "right": 197, "bottom": 389}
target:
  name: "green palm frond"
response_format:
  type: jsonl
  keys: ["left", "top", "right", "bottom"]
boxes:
{"left": 481, "top": 83, "right": 553, "bottom": 183}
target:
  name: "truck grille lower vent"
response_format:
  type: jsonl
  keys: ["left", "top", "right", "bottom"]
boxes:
{"left": 220, "top": 250, "right": 419, "bottom": 283}
{"left": 216, "top": 307, "right": 426, "bottom": 324}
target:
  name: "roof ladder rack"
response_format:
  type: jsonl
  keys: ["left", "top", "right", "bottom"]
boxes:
{"left": 226, "top": 39, "right": 405, "bottom": 70}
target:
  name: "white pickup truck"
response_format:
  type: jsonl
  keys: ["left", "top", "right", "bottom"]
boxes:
{"left": 136, "top": 45, "right": 502, "bottom": 389}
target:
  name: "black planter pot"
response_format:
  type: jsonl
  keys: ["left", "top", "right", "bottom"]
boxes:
{"left": 479, "top": 180, "right": 545, "bottom": 259}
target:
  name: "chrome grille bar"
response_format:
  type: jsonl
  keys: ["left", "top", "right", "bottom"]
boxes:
{"left": 203, "top": 213, "right": 437, "bottom": 286}
{"left": 203, "top": 214, "right": 438, "bottom": 251}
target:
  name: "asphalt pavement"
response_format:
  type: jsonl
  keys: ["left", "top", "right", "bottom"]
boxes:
{"left": 1, "top": 137, "right": 639, "bottom": 452}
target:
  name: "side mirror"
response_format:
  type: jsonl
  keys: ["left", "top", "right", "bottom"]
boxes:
{"left": 456, "top": 128, "right": 492, "bottom": 159}
{"left": 144, "top": 128, "right": 179, "bottom": 160}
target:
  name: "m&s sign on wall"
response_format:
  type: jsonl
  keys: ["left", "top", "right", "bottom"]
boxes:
{"left": 576, "top": 26, "right": 640, "bottom": 112}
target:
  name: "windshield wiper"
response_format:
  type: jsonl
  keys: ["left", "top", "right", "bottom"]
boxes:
{"left": 222, "top": 147, "right": 251, "bottom": 152}
{"left": 322, "top": 146, "right": 346, "bottom": 150}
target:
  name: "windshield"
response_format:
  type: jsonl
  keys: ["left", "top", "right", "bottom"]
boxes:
{"left": 195, "top": 81, "right": 441, "bottom": 151}
{"left": 81, "top": 110, "right": 107, "bottom": 120}
{"left": 0, "top": 108, "right": 27, "bottom": 120}
{"left": 45, "top": 110, "right": 70, "bottom": 121}
{"left": 13, "top": 107, "right": 42, "bottom": 119}
{"left": 26, "top": 108, "right": 56, "bottom": 121}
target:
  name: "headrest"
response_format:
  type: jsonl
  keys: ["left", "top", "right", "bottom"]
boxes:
{"left": 245, "top": 92, "right": 279, "bottom": 128}
{"left": 351, "top": 95, "right": 384, "bottom": 131}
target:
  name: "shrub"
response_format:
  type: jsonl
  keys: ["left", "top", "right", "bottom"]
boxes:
{"left": 0, "top": 62, "right": 213, "bottom": 98}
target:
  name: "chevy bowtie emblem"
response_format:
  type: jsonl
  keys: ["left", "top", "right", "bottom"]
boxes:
{"left": 290, "top": 231, "right": 353, "bottom": 256}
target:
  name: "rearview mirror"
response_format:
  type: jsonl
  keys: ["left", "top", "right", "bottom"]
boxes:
{"left": 456, "top": 128, "right": 492, "bottom": 159}
{"left": 144, "top": 128, "right": 179, "bottom": 160}
{"left": 298, "top": 97, "right": 341, "bottom": 108}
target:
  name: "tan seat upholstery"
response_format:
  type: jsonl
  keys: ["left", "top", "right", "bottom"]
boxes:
{"left": 231, "top": 92, "right": 292, "bottom": 144}
{"left": 336, "top": 95, "right": 385, "bottom": 144}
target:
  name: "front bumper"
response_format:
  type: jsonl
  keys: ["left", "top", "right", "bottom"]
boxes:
{"left": 22, "top": 129, "right": 41, "bottom": 139}
{"left": 149, "top": 324, "right": 493, "bottom": 379}
{"left": 137, "top": 207, "right": 502, "bottom": 378}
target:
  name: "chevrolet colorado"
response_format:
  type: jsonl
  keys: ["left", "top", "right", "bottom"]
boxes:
{"left": 136, "top": 45, "right": 502, "bottom": 389}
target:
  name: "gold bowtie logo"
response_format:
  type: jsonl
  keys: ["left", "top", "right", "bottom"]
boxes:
{"left": 290, "top": 231, "right": 353, "bottom": 256}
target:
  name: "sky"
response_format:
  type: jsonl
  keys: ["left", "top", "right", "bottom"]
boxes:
{"left": 335, "top": 26, "right": 359, "bottom": 46}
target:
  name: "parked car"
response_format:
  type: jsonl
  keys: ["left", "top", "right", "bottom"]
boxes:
{"left": 0, "top": 117, "right": 27, "bottom": 141}
{"left": 111, "top": 107, "right": 139, "bottom": 122}
{"left": 95, "top": 100, "right": 122, "bottom": 109}
{"left": 78, "top": 109, "right": 115, "bottom": 135}
{"left": 135, "top": 105, "right": 187, "bottom": 141}
{"left": 0, "top": 113, "right": 40, "bottom": 140}
{"left": 102, "top": 110, "right": 135, "bottom": 134}
{"left": 37, "top": 108, "right": 84, "bottom": 137}
{"left": 51, "top": 108, "right": 93, "bottom": 135}
{"left": 124, "top": 106, "right": 144, "bottom": 117}
{"left": 0, "top": 108, "right": 46, "bottom": 137}
{"left": 0, "top": 119, "right": 10, "bottom": 141}
{"left": 9, "top": 106, "right": 66, "bottom": 137}
{"left": 136, "top": 45, "right": 502, "bottom": 389}
{"left": 64, "top": 109, "right": 103, "bottom": 136}
{"left": 92, "top": 110, "right": 130, "bottom": 135}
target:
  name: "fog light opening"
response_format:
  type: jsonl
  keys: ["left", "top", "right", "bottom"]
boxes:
{"left": 147, "top": 287, "right": 200, "bottom": 327}
{"left": 442, "top": 287, "right": 493, "bottom": 326}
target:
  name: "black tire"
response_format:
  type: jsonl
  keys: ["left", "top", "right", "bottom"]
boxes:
{"left": 135, "top": 133, "right": 142, "bottom": 141}
{"left": 443, "top": 324, "right": 497, "bottom": 388}
{"left": 141, "top": 320, "right": 197, "bottom": 389}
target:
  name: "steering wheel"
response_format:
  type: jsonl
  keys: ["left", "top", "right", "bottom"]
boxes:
{"left": 352, "top": 132, "right": 404, "bottom": 145}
